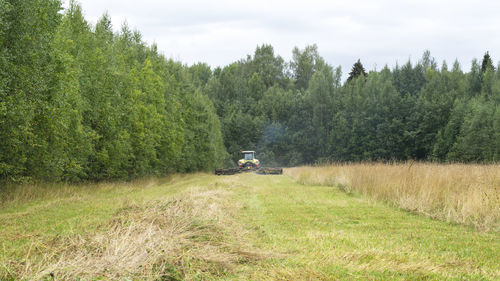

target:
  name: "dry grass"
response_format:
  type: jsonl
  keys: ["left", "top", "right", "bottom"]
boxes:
{"left": 285, "top": 163, "right": 500, "bottom": 231}
{"left": 4, "top": 186, "right": 265, "bottom": 280}
{"left": 0, "top": 177, "right": 165, "bottom": 208}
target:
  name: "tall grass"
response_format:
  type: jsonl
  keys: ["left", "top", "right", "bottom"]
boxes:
{"left": 0, "top": 177, "right": 170, "bottom": 209}
{"left": 286, "top": 163, "right": 500, "bottom": 231}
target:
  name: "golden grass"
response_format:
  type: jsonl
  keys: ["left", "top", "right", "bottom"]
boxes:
{"left": 285, "top": 163, "right": 500, "bottom": 231}
{"left": 0, "top": 177, "right": 165, "bottom": 208}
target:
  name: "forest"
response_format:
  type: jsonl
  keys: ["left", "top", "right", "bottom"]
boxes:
{"left": 1, "top": 0, "right": 499, "bottom": 183}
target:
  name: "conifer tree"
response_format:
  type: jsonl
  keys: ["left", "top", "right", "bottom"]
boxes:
{"left": 347, "top": 59, "right": 367, "bottom": 82}
{"left": 481, "top": 51, "right": 495, "bottom": 73}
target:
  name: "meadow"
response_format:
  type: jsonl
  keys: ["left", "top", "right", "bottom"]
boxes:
{"left": 0, "top": 169, "right": 498, "bottom": 280}
{"left": 286, "top": 163, "right": 500, "bottom": 231}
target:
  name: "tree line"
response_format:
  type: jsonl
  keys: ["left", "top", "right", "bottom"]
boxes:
{"left": 1, "top": 0, "right": 498, "bottom": 183}
{"left": 0, "top": 0, "right": 226, "bottom": 182}
{"left": 209, "top": 46, "right": 499, "bottom": 166}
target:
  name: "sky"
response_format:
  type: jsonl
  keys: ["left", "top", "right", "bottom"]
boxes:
{"left": 64, "top": 0, "right": 500, "bottom": 75}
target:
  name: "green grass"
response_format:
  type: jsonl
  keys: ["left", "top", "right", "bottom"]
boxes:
{"left": 1, "top": 173, "right": 498, "bottom": 280}
{"left": 234, "top": 174, "right": 499, "bottom": 280}
{"left": 0, "top": 174, "right": 207, "bottom": 262}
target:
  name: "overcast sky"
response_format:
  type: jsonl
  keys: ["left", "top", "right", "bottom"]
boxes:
{"left": 64, "top": 0, "right": 500, "bottom": 75}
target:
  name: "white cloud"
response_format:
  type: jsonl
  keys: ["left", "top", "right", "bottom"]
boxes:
{"left": 67, "top": 0, "right": 500, "bottom": 74}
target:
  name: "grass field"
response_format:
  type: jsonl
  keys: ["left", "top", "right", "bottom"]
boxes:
{"left": 1, "top": 172, "right": 499, "bottom": 280}
{"left": 286, "top": 163, "right": 500, "bottom": 231}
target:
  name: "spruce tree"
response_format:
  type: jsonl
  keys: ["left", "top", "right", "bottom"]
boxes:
{"left": 347, "top": 59, "right": 367, "bottom": 82}
{"left": 481, "top": 51, "right": 495, "bottom": 73}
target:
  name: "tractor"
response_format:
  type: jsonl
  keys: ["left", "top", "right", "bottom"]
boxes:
{"left": 214, "top": 150, "right": 282, "bottom": 175}
{"left": 238, "top": 150, "right": 259, "bottom": 170}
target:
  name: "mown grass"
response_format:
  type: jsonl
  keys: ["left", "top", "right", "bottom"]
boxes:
{"left": 235, "top": 173, "right": 499, "bottom": 280}
{"left": 286, "top": 163, "right": 500, "bottom": 231}
{"left": 1, "top": 172, "right": 498, "bottom": 280}
{"left": 0, "top": 174, "right": 216, "bottom": 279}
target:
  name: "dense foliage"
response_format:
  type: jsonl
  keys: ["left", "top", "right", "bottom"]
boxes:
{"left": 207, "top": 46, "right": 500, "bottom": 165}
{"left": 1, "top": 0, "right": 498, "bottom": 182}
{"left": 0, "top": 0, "right": 226, "bottom": 182}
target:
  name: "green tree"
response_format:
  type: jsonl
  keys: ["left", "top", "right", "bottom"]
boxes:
{"left": 481, "top": 51, "right": 495, "bottom": 73}
{"left": 468, "top": 59, "right": 482, "bottom": 96}
{"left": 189, "top": 62, "right": 212, "bottom": 88}
{"left": 450, "top": 98, "right": 496, "bottom": 161}
{"left": 305, "top": 65, "right": 335, "bottom": 160}
{"left": 249, "top": 44, "right": 286, "bottom": 88}
{"left": 433, "top": 99, "right": 467, "bottom": 161}
{"left": 290, "top": 44, "right": 323, "bottom": 91}
{"left": 0, "top": 0, "right": 63, "bottom": 182}
{"left": 347, "top": 59, "right": 367, "bottom": 82}
{"left": 392, "top": 60, "right": 426, "bottom": 96}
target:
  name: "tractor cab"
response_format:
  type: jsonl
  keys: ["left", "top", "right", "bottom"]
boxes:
{"left": 238, "top": 151, "right": 260, "bottom": 169}
{"left": 215, "top": 150, "right": 282, "bottom": 175}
